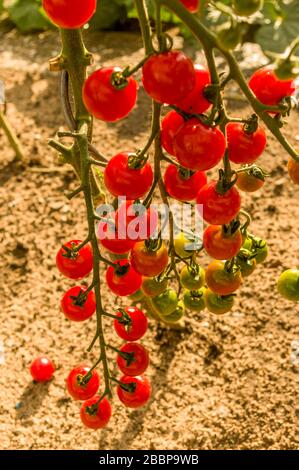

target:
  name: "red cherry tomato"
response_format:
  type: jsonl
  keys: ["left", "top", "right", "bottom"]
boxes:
{"left": 80, "top": 396, "right": 112, "bottom": 429}
{"left": 66, "top": 365, "right": 100, "bottom": 401}
{"left": 164, "top": 164, "right": 207, "bottom": 202}
{"left": 117, "top": 375, "right": 151, "bottom": 408}
{"left": 117, "top": 343, "right": 149, "bottom": 376}
{"left": 196, "top": 181, "right": 241, "bottom": 225}
{"left": 161, "top": 111, "right": 185, "bottom": 155}
{"left": 203, "top": 225, "right": 243, "bottom": 260}
{"left": 106, "top": 259, "right": 142, "bottom": 297}
{"left": 180, "top": 0, "right": 199, "bottom": 12}
{"left": 287, "top": 158, "right": 299, "bottom": 185}
{"left": 114, "top": 307, "right": 148, "bottom": 341}
{"left": 130, "top": 241, "right": 169, "bottom": 277}
{"left": 227, "top": 122, "right": 267, "bottom": 164}
{"left": 142, "top": 51, "right": 196, "bottom": 104}
{"left": 115, "top": 200, "right": 158, "bottom": 242}
{"left": 83, "top": 67, "right": 138, "bottom": 122}
{"left": 173, "top": 119, "right": 226, "bottom": 171}
{"left": 205, "top": 260, "right": 242, "bottom": 295}
{"left": 249, "top": 66, "right": 295, "bottom": 106}
{"left": 42, "top": 0, "right": 96, "bottom": 29}
{"left": 60, "top": 286, "right": 96, "bottom": 322}
{"left": 98, "top": 221, "right": 135, "bottom": 254}
{"left": 104, "top": 152, "right": 153, "bottom": 199}
{"left": 56, "top": 240, "right": 93, "bottom": 280}
{"left": 30, "top": 357, "right": 55, "bottom": 382}
{"left": 175, "top": 64, "right": 211, "bottom": 114}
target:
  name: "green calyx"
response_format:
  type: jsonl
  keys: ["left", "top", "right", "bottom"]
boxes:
{"left": 70, "top": 289, "right": 88, "bottom": 307}
{"left": 243, "top": 114, "right": 259, "bottom": 135}
{"left": 239, "top": 164, "right": 268, "bottom": 182}
{"left": 216, "top": 169, "right": 238, "bottom": 195}
{"left": 178, "top": 167, "right": 196, "bottom": 180}
{"left": 128, "top": 152, "right": 148, "bottom": 170}
{"left": 111, "top": 70, "right": 129, "bottom": 90}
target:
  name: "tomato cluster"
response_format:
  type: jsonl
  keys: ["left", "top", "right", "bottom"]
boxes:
{"left": 39, "top": 0, "right": 299, "bottom": 434}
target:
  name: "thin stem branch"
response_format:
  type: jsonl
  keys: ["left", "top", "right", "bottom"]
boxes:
{"left": 0, "top": 109, "right": 25, "bottom": 161}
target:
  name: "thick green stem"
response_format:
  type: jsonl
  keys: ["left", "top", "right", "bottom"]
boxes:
{"left": 76, "top": 125, "right": 111, "bottom": 398}
{"left": 59, "top": 29, "right": 92, "bottom": 126}
{"left": 134, "top": 0, "right": 154, "bottom": 54}
{"left": 0, "top": 109, "right": 25, "bottom": 161}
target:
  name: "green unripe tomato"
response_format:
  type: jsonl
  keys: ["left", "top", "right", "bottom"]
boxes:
{"left": 150, "top": 289, "right": 178, "bottom": 316}
{"left": 180, "top": 265, "right": 205, "bottom": 290}
{"left": 174, "top": 232, "right": 197, "bottom": 259}
{"left": 183, "top": 288, "right": 206, "bottom": 312}
{"left": 163, "top": 300, "right": 185, "bottom": 324}
{"left": 128, "top": 289, "right": 144, "bottom": 301}
{"left": 233, "top": 0, "right": 263, "bottom": 16}
{"left": 277, "top": 269, "right": 299, "bottom": 301}
{"left": 236, "top": 250, "right": 257, "bottom": 277}
{"left": 243, "top": 235, "right": 268, "bottom": 264}
{"left": 217, "top": 24, "right": 242, "bottom": 51}
{"left": 141, "top": 276, "right": 168, "bottom": 298}
{"left": 204, "top": 289, "right": 234, "bottom": 315}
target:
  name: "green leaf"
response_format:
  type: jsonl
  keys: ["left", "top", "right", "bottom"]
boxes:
{"left": 255, "top": 0, "right": 299, "bottom": 55}
{"left": 8, "top": 0, "right": 53, "bottom": 32}
{"left": 0, "top": 1, "right": 4, "bottom": 15}
{"left": 89, "top": 0, "right": 127, "bottom": 30}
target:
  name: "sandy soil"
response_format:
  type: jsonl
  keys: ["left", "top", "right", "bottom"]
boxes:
{"left": 0, "top": 29, "right": 298, "bottom": 450}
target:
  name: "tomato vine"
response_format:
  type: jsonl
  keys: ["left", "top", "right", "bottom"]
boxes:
{"left": 40, "top": 0, "right": 299, "bottom": 429}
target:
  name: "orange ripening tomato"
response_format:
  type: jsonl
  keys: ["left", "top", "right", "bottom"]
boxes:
{"left": 130, "top": 241, "right": 169, "bottom": 277}
{"left": 203, "top": 225, "right": 243, "bottom": 260}
{"left": 205, "top": 260, "right": 242, "bottom": 295}
{"left": 287, "top": 158, "right": 299, "bottom": 184}
{"left": 236, "top": 172, "right": 265, "bottom": 192}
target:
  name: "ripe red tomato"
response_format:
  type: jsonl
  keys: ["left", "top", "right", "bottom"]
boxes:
{"left": 104, "top": 152, "right": 153, "bottom": 199}
{"left": 106, "top": 259, "right": 142, "bottom": 296}
{"left": 115, "top": 200, "right": 158, "bottom": 241}
{"left": 196, "top": 181, "right": 241, "bottom": 225}
{"left": 164, "top": 164, "right": 207, "bottom": 202}
{"left": 98, "top": 221, "right": 135, "bottom": 255}
{"left": 66, "top": 365, "right": 100, "bottom": 401}
{"left": 80, "top": 396, "right": 112, "bottom": 429}
{"left": 42, "top": 0, "right": 96, "bottom": 29}
{"left": 180, "top": 0, "right": 199, "bottom": 12}
{"left": 130, "top": 241, "right": 169, "bottom": 277}
{"left": 114, "top": 307, "right": 148, "bottom": 341}
{"left": 117, "top": 375, "right": 151, "bottom": 408}
{"left": 175, "top": 64, "right": 211, "bottom": 114}
{"left": 236, "top": 172, "right": 265, "bottom": 192}
{"left": 60, "top": 286, "right": 96, "bottom": 322}
{"left": 287, "top": 158, "right": 299, "bottom": 184}
{"left": 117, "top": 343, "right": 149, "bottom": 376}
{"left": 173, "top": 119, "right": 226, "bottom": 171}
{"left": 30, "top": 357, "right": 55, "bottom": 382}
{"left": 142, "top": 51, "right": 196, "bottom": 104}
{"left": 227, "top": 122, "right": 267, "bottom": 164}
{"left": 249, "top": 66, "right": 295, "bottom": 106}
{"left": 56, "top": 240, "right": 93, "bottom": 280}
{"left": 205, "top": 260, "right": 242, "bottom": 295}
{"left": 161, "top": 111, "right": 185, "bottom": 155}
{"left": 203, "top": 225, "right": 243, "bottom": 260}
{"left": 83, "top": 67, "right": 138, "bottom": 122}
